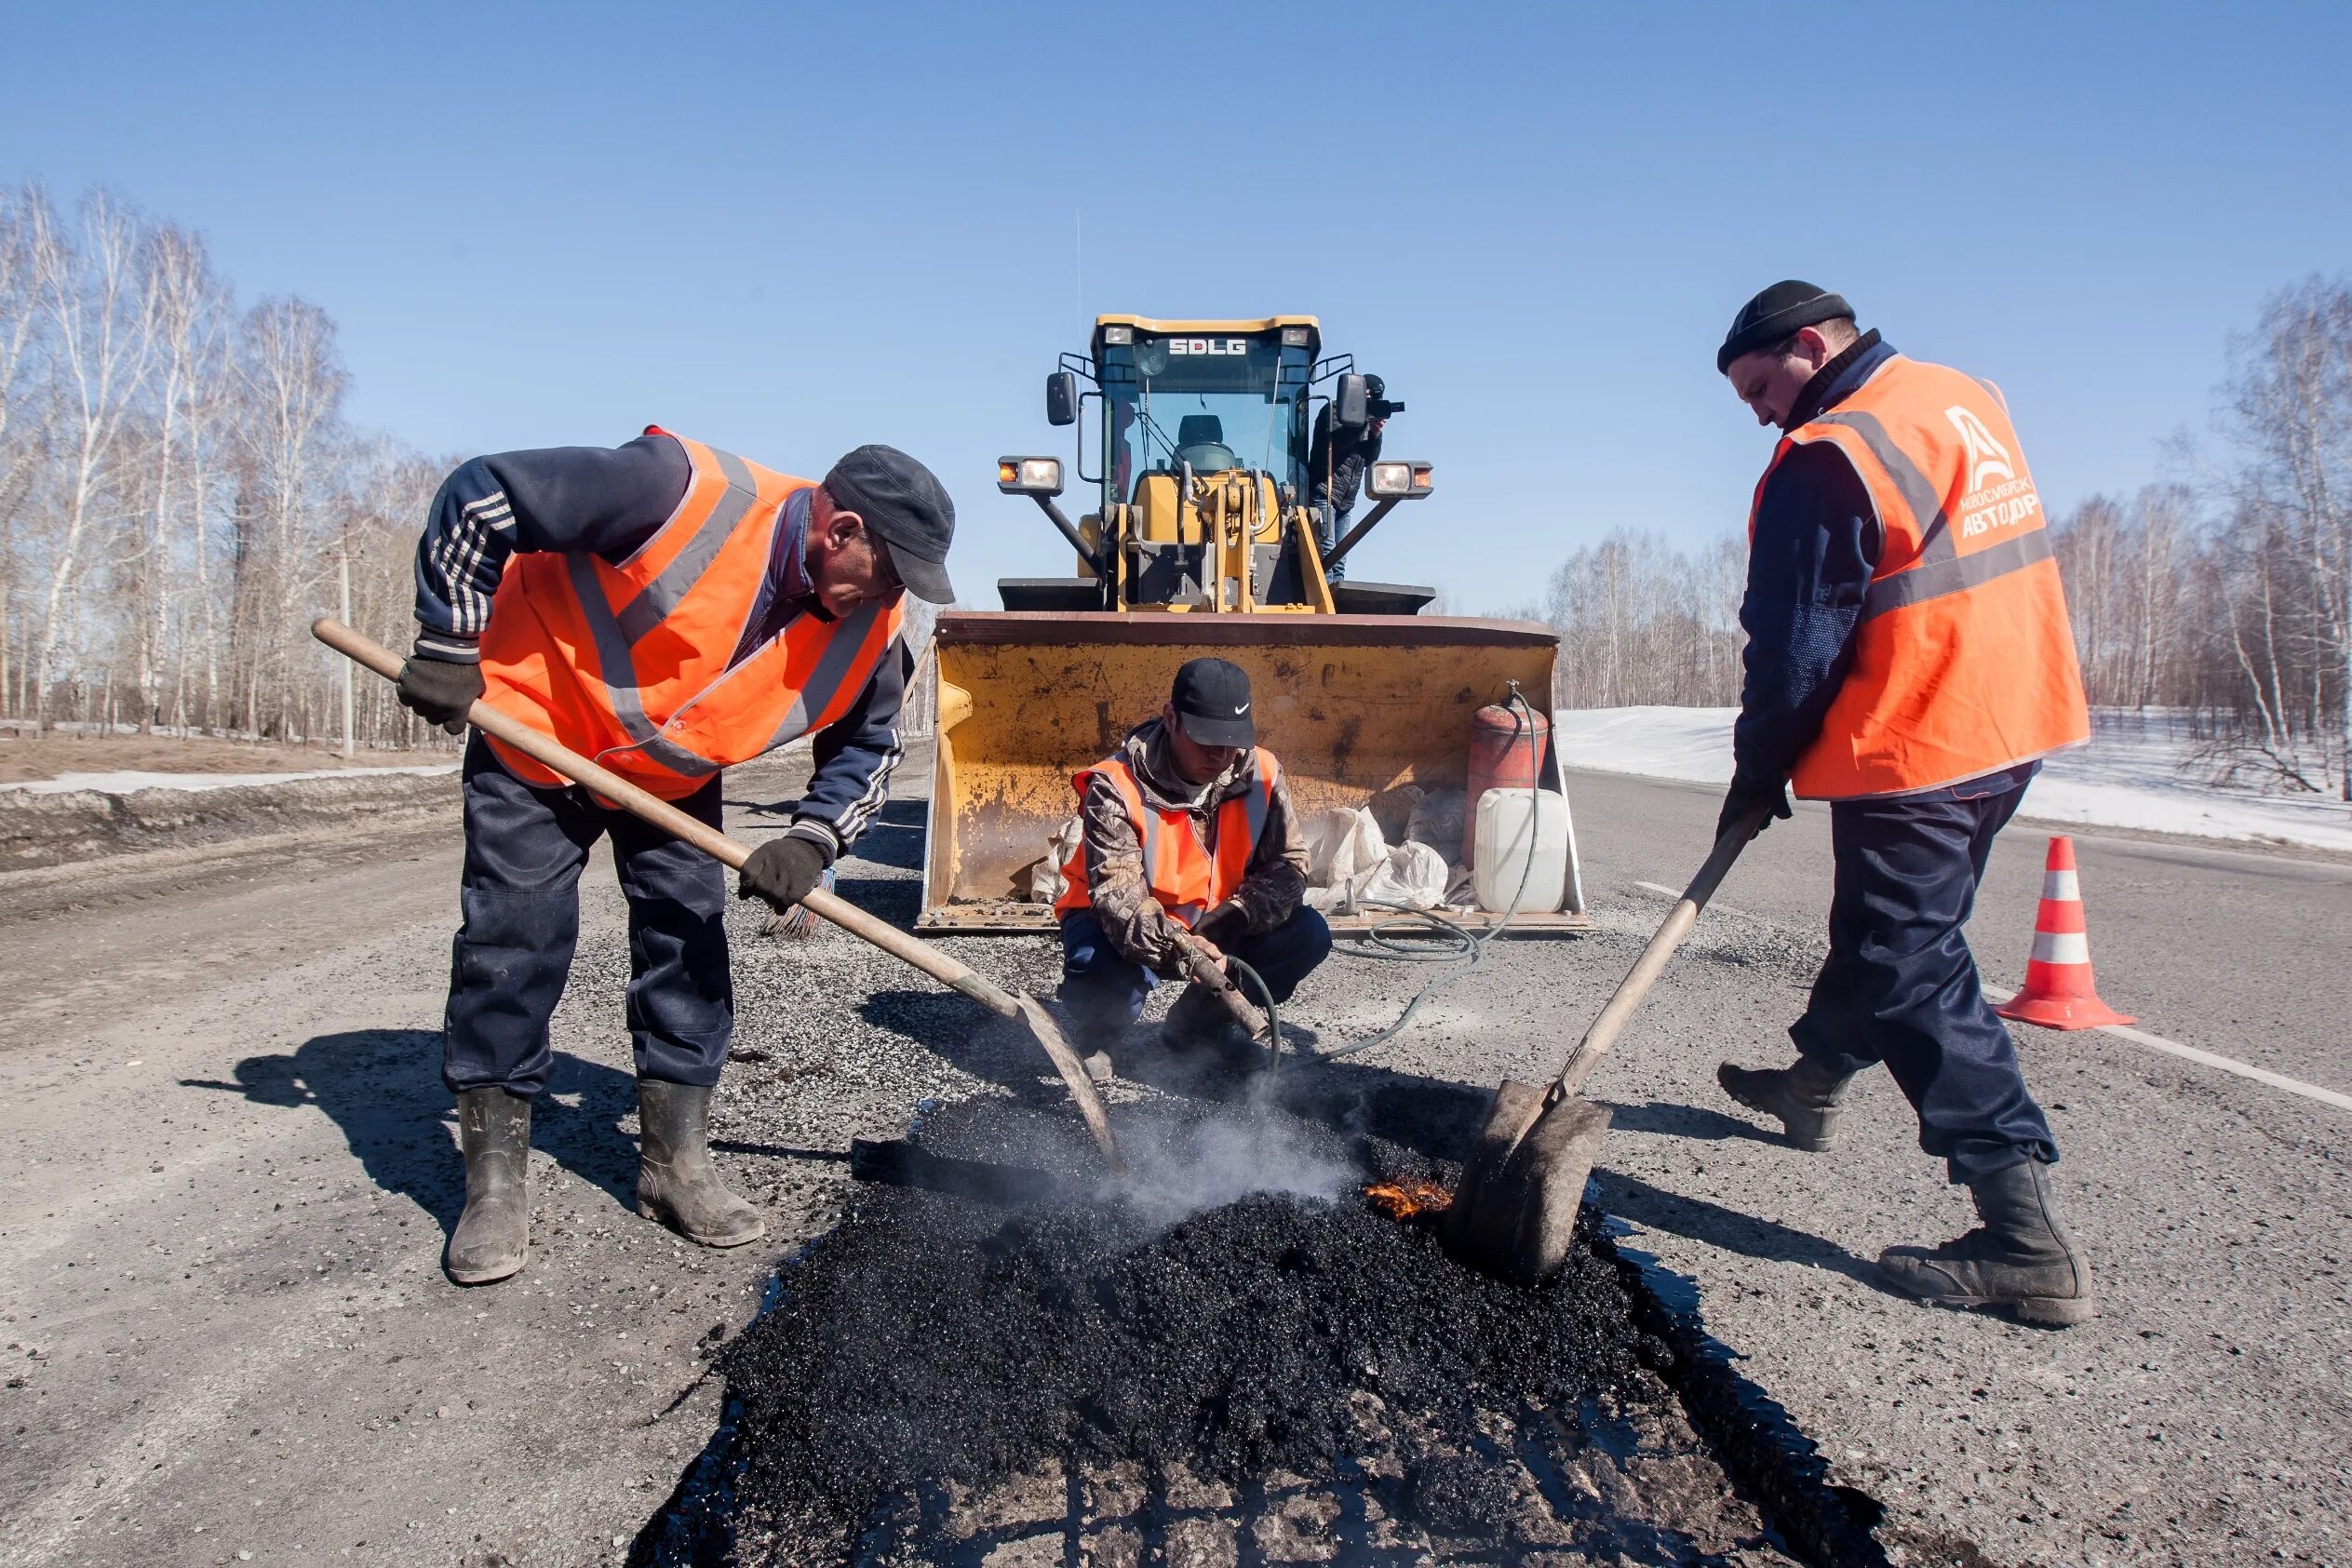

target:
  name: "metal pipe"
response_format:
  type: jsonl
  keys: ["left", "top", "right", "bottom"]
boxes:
{"left": 1028, "top": 494, "right": 1103, "bottom": 578}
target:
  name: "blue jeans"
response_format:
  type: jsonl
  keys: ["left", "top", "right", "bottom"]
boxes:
{"left": 442, "top": 736, "right": 733, "bottom": 1098}
{"left": 1791, "top": 771, "right": 2058, "bottom": 1183}
{"left": 1319, "top": 503, "right": 1350, "bottom": 583}
{"left": 1057, "top": 905, "right": 1334, "bottom": 1044}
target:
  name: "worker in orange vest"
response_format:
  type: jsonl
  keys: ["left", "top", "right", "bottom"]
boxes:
{"left": 1709, "top": 283, "right": 2097, "bottom": 1326}
{"left": 395, "top": 432, "right": 955, "bottom": 1285}
{"left": 1053, "top": 658, "right": 1330, "bottom": 1079}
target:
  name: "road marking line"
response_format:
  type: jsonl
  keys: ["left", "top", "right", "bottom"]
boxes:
{"left": 1976, "top": 983, "right": 2352, "bottom": 1114}
{"left": 1630, "top": 878, "right": 2352, "bottom": 1115}
{"left": 1634, "top": 880, "right": 1767, "bottom": 923}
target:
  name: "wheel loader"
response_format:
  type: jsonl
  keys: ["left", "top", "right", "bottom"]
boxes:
{"left": 919, "top": 314, "right": 1586, "bottom": 934}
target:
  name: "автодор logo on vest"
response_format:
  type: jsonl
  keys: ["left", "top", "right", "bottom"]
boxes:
{"left": 1947, "top": 405, "right": 2040, "bottom": 539}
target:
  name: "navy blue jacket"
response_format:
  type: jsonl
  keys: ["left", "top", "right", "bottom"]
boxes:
{"left": 410, "top": 435, "right": 906, "bottom": 864}
{"left": 1733, "top": 336, "right": 2038, "bottom": 803}
{"left": 1731, "top": 336, "right": 1893, "bottom": 792}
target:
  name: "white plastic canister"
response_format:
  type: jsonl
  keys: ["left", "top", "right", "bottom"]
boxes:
{"left": 1472, "top": 786, "right": 1570, "bottom": 914}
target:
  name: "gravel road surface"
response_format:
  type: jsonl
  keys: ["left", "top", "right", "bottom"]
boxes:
{"left": 2, "top": 749, "right": 2344, "bottom": 1566}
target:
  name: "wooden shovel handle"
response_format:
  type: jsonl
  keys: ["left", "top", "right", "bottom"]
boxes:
{"left": 1551, "top": 805, "right": 1767, "bottom": 1100}
{"left": 312, "top": 617, "right": 1020, "bottom": 1021}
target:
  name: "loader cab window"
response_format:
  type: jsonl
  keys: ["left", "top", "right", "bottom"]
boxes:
{"left": 1098, "top": 333, "right": 1312, "bottom": 506}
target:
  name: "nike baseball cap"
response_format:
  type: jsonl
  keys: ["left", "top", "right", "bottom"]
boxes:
{"left": 1170, "top": 657, "right": 1256, "bottom": 747}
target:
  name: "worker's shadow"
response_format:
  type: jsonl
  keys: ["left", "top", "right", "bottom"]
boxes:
{"left": 181, "top": 1031, "right": 639, "bottom": 1234}
{"left": 1591, "top": 1167, "right": 1880, "bottom": 1287}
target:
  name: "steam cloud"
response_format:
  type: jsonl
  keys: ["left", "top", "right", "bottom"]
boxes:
{"left": 1100, "top": 1094, "right": 1359, "bottom": 1230}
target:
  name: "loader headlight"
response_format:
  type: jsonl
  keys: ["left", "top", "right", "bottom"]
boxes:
{"left": 997, "top": 456, "right": 1064, "bottom": 496}
{"left": 1102, "top": 325, "right": 1134, "bottom": 345}
{"left": 1366, "top": 461, "right": 1433, "bottom": 499}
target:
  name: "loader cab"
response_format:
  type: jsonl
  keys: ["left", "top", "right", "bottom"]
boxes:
{"left": 997, "top": 313, "right": 1437, "bottom": 616}
{"left": 1095, "top": 320, "right": 1317, "bottom": 507}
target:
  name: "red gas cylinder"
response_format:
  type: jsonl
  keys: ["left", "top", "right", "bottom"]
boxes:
{"left": 1463, "top": 695, "right": 1552, "bottom": 865}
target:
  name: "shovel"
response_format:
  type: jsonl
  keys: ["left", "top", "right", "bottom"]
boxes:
{"left": 312, "top": 617, "right": 1122, "bottom": 1173}
{"left": 1440, "top": 807, "right": 1767, "bottom": 1284}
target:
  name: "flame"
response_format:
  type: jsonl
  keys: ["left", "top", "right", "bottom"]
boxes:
{"left": 1364, "top": 1180, "right": 1453, "bottom": 1220}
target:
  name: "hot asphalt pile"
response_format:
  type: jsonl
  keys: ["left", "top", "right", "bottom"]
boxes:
{"left": 646, "top": 1095, "right": 1801, "bottom": 1565}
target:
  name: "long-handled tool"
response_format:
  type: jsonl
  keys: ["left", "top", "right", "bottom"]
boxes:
{"left": 1441, "top": 808, "right": 1767, "bottom": 1284}
{"left": 1173, "top": 931, "right": 1272, "bottom": 1045}
{"left": 313, "top": 617, "right": 1123, "bottom": 1173}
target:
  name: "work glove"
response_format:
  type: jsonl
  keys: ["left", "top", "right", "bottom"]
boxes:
{"left": 1716, "top": 774, "right": 1793, "bottom": 843}
{"left": 396, "top": 653, "right": 484, "bottom": 735}
{"left": 737, "top": 835, "right": 829, "bottom": 913}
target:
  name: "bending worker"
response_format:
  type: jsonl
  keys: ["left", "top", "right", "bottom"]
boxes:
{"left": 396, "top": 429, "right": 955, "bottom": 1285}
{"left": 1053, "top": 658, "right": 1332, "bottom": 1077}
{"left": 1709, "top": 283, "right": 2097, "bottom": 1326}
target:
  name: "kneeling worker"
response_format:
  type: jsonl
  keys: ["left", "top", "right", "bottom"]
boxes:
{"left": 1053, "top": 658, "right": 1332, "bottom": 1075}
{"left": 395, "top": 429, "right": 956, "bottom": 1284}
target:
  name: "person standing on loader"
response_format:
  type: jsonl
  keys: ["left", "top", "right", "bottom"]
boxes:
{"left": 395, "top": 429, "right": 957, "bottom": 1285}
{"left": 1708, "top": 283, "right": 2099, "bottom": 1326}
{"left": 1052, "top": 658, "right": 1331, "bottom": 1079}
{"left": 1305, "top": 375, "right": 1389, "bottom": 582}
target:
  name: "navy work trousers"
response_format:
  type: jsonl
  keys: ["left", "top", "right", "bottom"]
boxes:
{"left": 1791, "top": 773, "right": 2058, "bottom": 1183}
{"left": 442, "top": 735, "right": 732, "bottom": 1098}
{"left": 1057, "top": 905, "right": 1334, "bottom": 1042}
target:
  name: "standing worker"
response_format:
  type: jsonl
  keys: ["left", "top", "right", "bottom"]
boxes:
{"left": 396, "top": 429, "right": 956, "bottom": 1285}
{"left": 1305, "top": 375, "right": 1393, "bottom": 582}
{"left": 1053, "top": 659, "right": 1331, "bottom": 1079}
{"left": 1708, "top": 283, "right": 2097, "bottom": 1326}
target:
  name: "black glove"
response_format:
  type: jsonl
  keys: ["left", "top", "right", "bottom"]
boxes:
{"left": 396, "top": 654, "right": 483, "bottom": 735}
{"left": 1716, "top": 775, "right": 1793, "bottom": 843}
{"left": 738, "top": 835, "right": 829, "bottom": 912}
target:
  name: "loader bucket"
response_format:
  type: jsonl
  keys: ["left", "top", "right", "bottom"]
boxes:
{"left": 919, "top": 612, "right": 1586, "bottom": 934}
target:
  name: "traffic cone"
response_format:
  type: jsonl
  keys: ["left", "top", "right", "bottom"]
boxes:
{"left": 1995, "top": 836, "right": 2135, "bottom": 1030}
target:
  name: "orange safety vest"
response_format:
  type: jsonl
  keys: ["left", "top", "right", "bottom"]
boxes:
{"left": 1753, "top": 355, "right": 2090, "bottom": 799}
{"left": 476, "top": 428, "right": 906, "bottom": 800}
{"left": 1053, "top": 747, "right": 1283, "bottom": 927}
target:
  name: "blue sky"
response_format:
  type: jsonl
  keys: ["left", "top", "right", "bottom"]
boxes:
{"left": 8, "top": 2, "right": 2349, "bottom": 613}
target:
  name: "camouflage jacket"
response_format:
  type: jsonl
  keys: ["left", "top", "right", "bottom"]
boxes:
{"left": 1074, "top": 719, "right": 1309, "bottom": 972}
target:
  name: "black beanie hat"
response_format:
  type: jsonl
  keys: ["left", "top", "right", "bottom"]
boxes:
{"left": 1716, "top": 281, "right": 1853, "bottom": 373}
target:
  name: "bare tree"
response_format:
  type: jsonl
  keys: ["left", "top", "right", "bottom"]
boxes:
{"left": 26, "top": 187, "right": 156, "bottom": 732}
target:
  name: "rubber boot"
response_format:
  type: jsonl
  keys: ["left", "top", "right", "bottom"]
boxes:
{"left": 1877, "top": 1159, "right": 2097, "bottom": 1326}
{"left": 635, "top": 1080, "right": 765, "bottom": 1248}
{"left": 446, "top": 1088, "right": 531, "bottom": 1285}
{"left": 1716, "top": 1055, "right": 1854, "bottom": 1151}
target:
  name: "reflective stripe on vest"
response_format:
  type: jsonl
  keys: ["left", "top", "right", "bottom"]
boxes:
{"left": 1053, "top": 747, "right": 1282, "bottom": 926}
{"left": 475, "top": 429, "right": 905, "bottom": 800}
{"left": 1751, "top": 356, "right": 2090, "bottom": 800}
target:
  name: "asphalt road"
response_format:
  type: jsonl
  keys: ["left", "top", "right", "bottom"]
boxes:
{"left": 2, "top": 756, "right": 2345, "bottom": 1566}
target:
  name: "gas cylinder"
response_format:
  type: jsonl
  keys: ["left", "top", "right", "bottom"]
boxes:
{"left": 1463, "top": 692, "right": 1551, "bottom": 866}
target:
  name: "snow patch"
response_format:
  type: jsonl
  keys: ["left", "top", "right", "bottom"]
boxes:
{"left": 1552, "top": 706, "right": 2352, "bottom": 854}
{"left": 1, "top": 763, "right": 461, "bottom": 797}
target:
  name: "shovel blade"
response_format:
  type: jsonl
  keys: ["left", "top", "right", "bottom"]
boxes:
{"left": 1014, "top": 992, "right": 1125, "bottom": 1176}
{"left": 1440, "top": 1079, "right": 1548, "bottom": 1259}
{"left": 1494, "top": 1095, "right": 1613, "bottom": 1285}
{"left": 1442, "top": 1084, "right": 1613, "bottom": 1286}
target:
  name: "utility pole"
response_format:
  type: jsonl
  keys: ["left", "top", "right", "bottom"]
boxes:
{"left": 338, "top": 543, "right": 355, "bottom": 759}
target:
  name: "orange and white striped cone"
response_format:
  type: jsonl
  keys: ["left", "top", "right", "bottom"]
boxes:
{"left": 1995, "top": 836, "right": 2135, "bottom": 1030}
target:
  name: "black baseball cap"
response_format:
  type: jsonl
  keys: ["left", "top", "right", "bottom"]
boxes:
{"left": 823, "top": 445, "right": 958, "bottom": 604}
{"left": 1170, "top": 657, "right": 1256, "bottom": 747}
